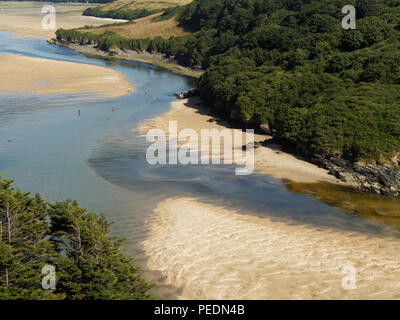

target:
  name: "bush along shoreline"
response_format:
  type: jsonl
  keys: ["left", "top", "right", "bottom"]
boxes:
{"left": 82, "top": 7, "right": 162, "bottom": 21}
{"left": 48, "top": 37, "right": 203, "bottom": 78}
{"left": 54, "top": 0, "right": 400, "bottom": 197}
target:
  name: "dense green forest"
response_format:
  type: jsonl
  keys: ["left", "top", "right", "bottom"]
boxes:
{"left": 0, "top": 175, "right": 153, "bottom": 300}
{"left": 57, "top": 0, "right": 400, "bottom": 165}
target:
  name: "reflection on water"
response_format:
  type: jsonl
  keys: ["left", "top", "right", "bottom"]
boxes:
{"left": 285, "top": 180, "right": 400, "bottom": 232}
{"left": 1, "top": 31, "right": 400, "bottom": 298}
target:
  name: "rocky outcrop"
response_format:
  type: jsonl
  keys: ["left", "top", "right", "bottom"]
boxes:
{"left": 259, "top": 123, "right": 272, "bottom": 134}
{"left": 174, "top": 88, "right": 200, "bottom": 99}
{"left": 311, "top": 154, "right": 400, "bottom": 197}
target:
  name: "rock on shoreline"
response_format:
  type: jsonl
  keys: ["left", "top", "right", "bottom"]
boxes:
{"left": 174, "top": 88, "right": 200, "bottom": 99}
{"left": 312, "top": 154, "right": 400, "bottom": 197}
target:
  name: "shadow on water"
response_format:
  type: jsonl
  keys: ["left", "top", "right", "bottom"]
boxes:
{"left": 89, "top": 128, "right": 400, "bottom": 241}
{"left": 2, "top": 30, "right": 400, "bottom": 298}
{"left": 284, "top": 180, "right": 400, "bottom": 233}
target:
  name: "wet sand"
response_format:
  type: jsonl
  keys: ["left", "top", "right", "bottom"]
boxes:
{"left": 0, "top": 55, "right": 133, "bottom": 97}
{"left": 0, "top": 3, "right": 127, "bottom": 39}
{"left": 142, "top": 197, "right": 400, "bottom": 299}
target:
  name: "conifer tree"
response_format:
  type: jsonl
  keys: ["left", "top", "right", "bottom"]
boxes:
{"left": 0, "top": 176, "right": 153, "bottom": 300}
{"left": 0, "top": 175, "right": 58, "bottom": 299}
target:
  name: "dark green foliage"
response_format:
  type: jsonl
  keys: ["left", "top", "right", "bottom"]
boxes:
{"left": 0, "top": 175, "right": 153, "bottom": 300}
{"left": 57, "top": 0, "right": 400, "bottom": 163}
{"left": 82, "top": 7, "right": 161, "bottom": 21}
{"left": 0, "top": 177, "right": 56, "bottom": 300}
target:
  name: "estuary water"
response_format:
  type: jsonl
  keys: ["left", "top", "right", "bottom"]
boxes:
{"left": 1, "top": 31, "right": 400, "bottom": 298}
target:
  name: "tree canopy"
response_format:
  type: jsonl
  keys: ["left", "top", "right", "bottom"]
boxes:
{"left": 0, "top": 175, "right": 153, "bottom": 300}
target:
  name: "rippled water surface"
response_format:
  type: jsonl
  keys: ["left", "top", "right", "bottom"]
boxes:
{"left": 1, "top": 31, "right": 400, "bottom": 298}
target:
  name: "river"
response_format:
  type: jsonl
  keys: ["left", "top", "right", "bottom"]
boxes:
{"left": 1, "top": 31, "right": 400, "bottom": 299}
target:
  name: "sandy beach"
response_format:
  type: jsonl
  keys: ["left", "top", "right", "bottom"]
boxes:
{"left": 0, "top": 55, "right": 133, "bottom": 97}
{"left": 139, "top": 98, "right": 400, "bottom": 299}
{"left": 142, "top": 197, "right": 400, "bottom": 299}
{"left": 0, "top": 3, "right": 127, "bottom": 39}
{"left": 139, "top": 97, "right": 340, "bottom": 184}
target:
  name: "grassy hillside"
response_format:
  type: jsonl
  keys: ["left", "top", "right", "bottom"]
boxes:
{"left": 75, "top": 0, "right": 190, "bottom": 40}
{"left": 78, "top": 12, "right": 188, "bottom": 39}
{"left": 82, "top": 0, "right": 191, "bottom": 20}
{"left": 99, "top": 0, "right": 191, "bottom": 11}
{"left": 57, "top": 0, "right": 400, "bottom": 166}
